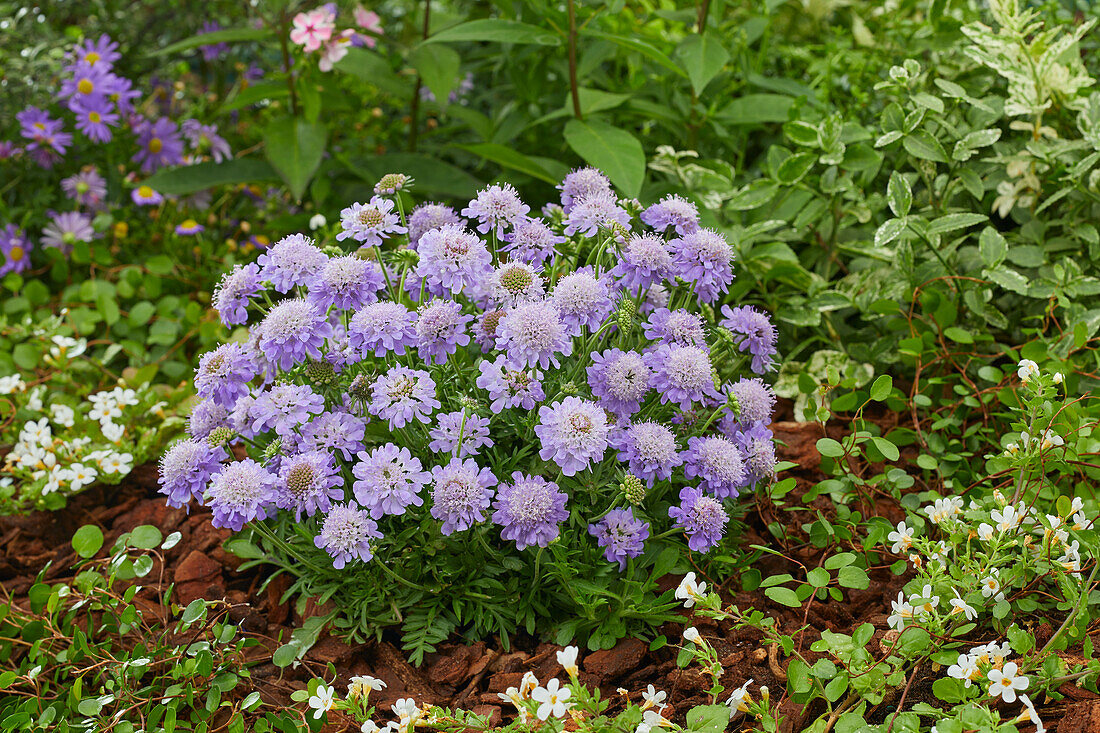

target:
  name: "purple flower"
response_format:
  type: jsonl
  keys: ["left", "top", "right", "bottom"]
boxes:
{"left": 731, "top": 422, "right": 776, "bottom": 486}
{"left": 0, "top": 225, "right": 32, "bottom": 276}
{"left": 415, "top": 299, "right": 473, "bottom": 365}
{"left": 274, "top": 450, "right": 344, "bottom": 520}
{"left": 188, "top": 399, "right": 229, "bottom": 440}
{"left": 337, "top": 197, "right": 406, "bottom": 246}
{"left": 212, "top": 263, "right": 262, "bottom": 327}
{"left": 175, "top": 219, "right": 204, "bottom": 236}
{"left": 59, "top": 61, "right": 115, "bottom": 104}
{"left": 132, "top": 117, "right": 184, "bottom": 172}
{"left": 194, "top": 342, "right": 254, "bottom": 409}
{"left": 251, "top": 383, "right": 326, "bottom": 437}
{"left": 297, "top": 410, "right": 366, "bottom": 460}
{"left": 563, "top": 192, "right": 631, "bottom": 237}
{"left": 429, "top": 457, "right": 498, "bottom": 535}
{"left": 473, "top": 309, "right": 505, "bottom": 353}
{"left": 683, "top": 436, "right": 746, "bottom": 498}
{"left": 348, "top": 300, "right": 418, "bottom": 357}
{"left": 588, "top": 508, "right": 649, "bottom": 570}
{"left": 407, "top": 203, "right": 463, "bottom": 246}
{"left": 586, "top": 348, "right": 652, "bottom": 418}
{"left": 71, "top": 95, "right": 118, "bottom": 142}
{"left": 73, "top": 35, "right": 121, "bottom": 67}
{"left": 158, "top": 439, "right": 225, "bottom": 508}
{"left": 206, "top": 458, "right": 277, "bottom": 531}
{"left": 17, "top": 107, "right": 71, "bottom": 167}
{"left": 722, "top": 378, "right": 776, "bottom": 430}
{"left": 198, "top": 21, "right": 230, "bottom": 62}
{"left": 551, "top": 266, "right": 617, "bottom": 336}
{"left": 416, "top": 224, "right": 492, "bottom": 296}
{"left": 496, "top": 300, "right": 572, "bottom": 370}
{"left": 370, "top": 366, "right": 440, "bottom": 428}
{"left": 637, "top": 283, "right": 669, "bottom": 315}
{"left": 476, "top": 355, "right": 545, "bottom": 413}
{"left": 461, "top": 183, "right": 530, "bottom": 237}
{"left": 429, "top": 410, "right": 494, "bottom": 457}
{"left": 257, "top": 298, "right": 334, "bottom": 370}
{"left": 612, "top": 234, "right": 675, "bottom": 291}
{"left": 181, "top": 119, "right": 232, "bottom": 161}
{"left": 41, "top": 211, "right": 94, "bottom": 253}
{"left": 257, "top": 233, "right": 328, "bottom": 293}
{"left": 502, "top": 217, "right": 564, "bottom": 266}
{"left": 352, "top": 443, "right": 430, "bottom": 519}
{"left": 487, "top": 260, "right": 544, "bottom": 307}
{"left": 668, "top": 487, "right": 728, "bottom": 552}
{"left": 492, "top": 472, "right": 569, "bottom": 550}
{"left": 645, "top": 344, "right": 720, "bottom": 411}
{"left": 612, "top": 421, "right": 682, "bottom": 486}
{"left": 534, "top": 397, "right": 610, "bottom": 476}
{"left": 314, "top": 502, "right": 382, "bottom": 568}
{"left": 643, "top": 308, "right": 707, "bottom": 348}
{"left": 558, "top": 167, "right": 613, "bottom": 213}
{"left": 669, "top": 229, "right": 733, "bottom": 304}
{"left": 308, "top": 255, "right": 387, "bottom": 311}
{"left": 131, "top": 184, "right": 164, "bottom": 206}
{"left": 720, "top": 305, "right": 778, "bottom": 374}
{"left": 641, "top": 194, "right": 700, "bottom": 235}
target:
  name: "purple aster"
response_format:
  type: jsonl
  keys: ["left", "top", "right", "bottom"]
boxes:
{"left": 308, "top": 255, "right": 387, "bottom": 312}
{"left": 487, "top": 260, "right": 544, "bottom": 307}
{"left": 59, "top": 61, "right": 114, "bottom": 104}
{"left": 337, "top": 197, "right": 406, "bottom": 246}
{"left": 188, "top": 399, "right": 229, "bottom": 440}
{"left": 17, "top": 107, "right": 71, "bottom": 167}
{"left": 534, "top": 397, "right": 610, "bottom": 476}
{"left": 586, "top": 348, "right": 652, "bottom": 419}
{"left": 641, "top": 194, "right": 700, "bottom": 236}
{"left": 669, "top": 229, "right": 733, "bottom": 304}
{"left": 720, "top": 305, "right": 778, "bottom": 374}
{"left": 194, "top": 342, "right": 254, "bottom": 409}
{"left": 61, "top": 169, "right": 107, "bottom": 207}
{"left": 131, "top": 184, "right": 164, "bottom": 206}
{"left": 257, "top": 233, "right": 328, "bottom": 293}
{"left": 72, "top": 35, "right": 121, "bottom": 67}
{"left": 558, "top": 167, "right": 613, "bottom": 213}
{"left": 273, "top": 450, "right": 344, "bottom": 520}
{"left": 348, "top": 300, "right": 418, "bottom": 357}
{"left": 644, "top": 343, "right": 720, "bottom": 411}
{"left": 206, "top": 458, "right": 277, "bottom": 531}
{"left": 250, "top": 383, "right": 325, "bottom": 437}
{"left": 211, "top": 263, "right": 262, "bottom": 327}
{"left": 0, "top": 142, "right": 20, "bottom": 160}
{"left": 551, "top": 266, "right": 617, "bottom": 335}
{"left": 198, "top": 21, "right": 230, "bottom": 62}
{"left": 175, "top": 219, "right": 204, "bottom": 236}
{"left": 352, "top": 443, "right": 430, "bottom": 518}
{"left": 668, "top": 487, "right": 728, "bottom": 552}
{"left": 643, "top": 308, "right": 707, "bottom": 348}
{"left": 416, "top": 224, "right": 492, "bottom": 296}
{"left": 476, "top": 355, "right": 545, "bottom": 413}
{"left": 71, "top": 95, "right": 118, "bottom": 142}
{"left": 492, "top": 472, "right": 569, "bottom": 550}
{"left": 158, "top": 439, "right": 226, "bottom": 509}
{"left": 495, "top": 300, "right": 572, "bottom": 370}
{"left": 370, "top": 366, "right": 440, "bottom": 428}
{"left": 108, "top": 77, "right": 141, "bottom": 115}
{"left": 297, "top": 410, "right": 366, "bottom": 461}
{"left": 461, "top": 183, "right": 530, "bottom": 237}
{"left": 41, "top": 211, "right": 94, "bottom": 253}
{"left": 588, "top": 508, "right": 649, "bottom": 570}
{"left": 563, "top": 192, "right": 631, "bottom": 238}
{"left": 721, "top": 378, "right": 776, "bottom": 430}
{"left": 501, "top": 217, "right": 564, "bottom": 266}
{"left": 415, "top": 299, "right": 473, "bottom": 365}
{"left": 731, "top": 422, "right": 776, "bottom": 486}
{"left": 612, "top": 234, "right": 675, "bottom": 291}
{"left": 429, "top": 457, "right": 498, "bottom": 535}
{"left": 0, "top": 225, "right": 32, "bottom": 276}
{"left": 407, "top": 203, "right": 463, "bottom": 247}
{"left": 181, "top": 119, "right": 232, "bottom": 162}
{"left": 257, "top": 298, "right": 334, "bottom": 370}
{"left": 612, "top": 421, "right": 682, "bottom": 486}
{"left": 132, "top": 116, "right": 184, "bottom": 172}
{"left": 473, "top": 309, "right": 506, "bottom": 352}
{"left": 429, "top": 410, "right": 494, "bottom": 457}
{"left": 314, "top": 503, "right": 382, "bottom": 568}
{"left": 683, "top": 435, "right": 747, "bottom": 498}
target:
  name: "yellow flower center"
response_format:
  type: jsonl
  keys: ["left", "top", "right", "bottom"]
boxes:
{"left": 86, "top": 52, "right": 101, "bottom": 64}
{"left": 88, "top": 111, "right": 101, "bottom": 123}
{"left": 77, "top": 79, "right": 94, "bottom": 94}
{"left": 9, "top": 246, "right": 24, "bottom": 261}
{"left": 148, "top": 138, "right": 163, "bottom": 153}
{"left": 138, "top": 186, "right": 154, "bottom": 198}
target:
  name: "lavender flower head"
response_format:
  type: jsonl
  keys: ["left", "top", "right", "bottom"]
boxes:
{"left": 496, "top": 300, "right": 572, "bottom": 370}
{"left": 430, "top": 457, "right": 498, "bottom": 535}
{"left": 257, "top": 298, "right": 334, "bottom": 370}
{"left": 558, "top": 167, "right": 613, "bottom": 213}
{"left": 668, "top": 487, "right": 728, "bottom": 552}
{"left": 563, "top": 192, "right": 631, "bottom": 238}
{"left": 669, "top": 229, "right": 733, "bottom": 304}
{"left": 476, "top": 355, "right": 545, "bottom": 413}
{"left": 641, "top": 194, "right": 700, "bottom": 236}
{"left": 535, "top": 397, "right": 610, "bottom": 476}
{"left": 429, "top": 410, "right": 494, "bottom": 457}
{"left": 612, "top": 234, "right": 675, "bottom": 291}
{"left": 415, "top": 299, "right": 473, "bottom": 365}
{"left": 61, "top": 169, "right": 107, "bottom": 207}
{"left": 353, "top": 443, "right": 431, "bottom": 518}
{"left": 348, "top": 300, "right": 418, "bottom": 357}
{"left": 205, "top": 458, "right": 277, "bottom": 531}
{"left": 132, "top": 117, "right": 184, "bottom": 172}
{"left": 194, "top": 342, "right": 254, "bottom": 409}
{"left": 198, "top": 21, "right": 230, "bottom": 61}
{"left": 275, "top": 450, "right": 344, "bottom": 520}
{"left": 720, "top": 305, "right": 778, "bottom": 374}
{"left": 502, "top": 217, "right": 564, "bottom": 266}
{"left": 587, "top": 348, "right": 652, "bottom": 419}
{"left": 212, "top": 263, "right": 262, "bottom": 327}
{"left": 492, "top": 472, "right": 569, "bottom": 550}
{"left": 257, "top": 233, "right": 328, "bottom": 293}
{"left": 589, "top": 508, "right": 649, "bottom": 570}
{"left": 158, "top": 439, "right": 225, "bottom": 508}
{"left": 644, "top": 343, "right": 721, "bottom": 411}
{"left": 488, "top": 260, "right": 544, "bottom": 307}
{"left": 416, "top": 224, "right": 492, "bottom": 296}
{"left": 461, "top": 183, "right": 530, "bottom": 237}
{"left": 732, "top": 422, "right": 777, "bottom": 486}
{"left": 250, "top": 383, "right": 326, "bottom": 437}
{"left": 551, "top": 266, "right": 617, "bottom": 335}
{"left": 41, "top": 211, "right": 94, "bottom": 253}
{"left": 613, "top": 421, "right": 682, "bottom": 486}
{"left": 473, "top": 309, "right": 505, "bottom": 352}
{"left": 407, "top": 203, "right": 463, "bottom": 247}
{"left": 188, "top": 399, "right": 229, "bottom": 440}
{"left": 369, "top": 366, "right": 440, "bottom": 428}
{"left": 683, "top": 435, "right": 746, "bottom": 498}
{"left": 643, "top": 308, "right": 707, "bottom": 348}
{"left": 338, "top": 197, "right": 407, "bottom": 246}
{"left": 0, "top": 225, "right": 32, "bottom": 276}
{"left": 309, "top": 255, "right": 387, "bottom": 311}
{"left": 298, "top": 410, "right": 366, "bottom": 460}
{"left": 722, "top": 378, "right": 776, "bottom": 430}
{"left": 315, "top": 503, "right": 382, "bottom": 568}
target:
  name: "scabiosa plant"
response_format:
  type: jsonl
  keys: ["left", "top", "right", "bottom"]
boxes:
{"left": 315, "top": 503, "right": 382, "bottom": 568}
{"left": 496, "top": 300, "right": 572, "bottom": 369}
{"left": 643, "top": 308, "right": 707, "bottom": 348}
{"left": 640, "top": 194, "right": 700, "bottom": 235}
{"left": 406, "top": 202, "right": 463, "bottom": 246}
{"left": 206, "top": 458, "right": 277, "bottom": 531}
{"left": 257, "top": 233, "right": 329, "bottom": 293}
{"left": 212, "top": 263, "right": 263, "bottom": 327}
{"left": 353, "top": 443, "right": 430, "bottom": 518}
{"left": 337, "top": 197, "right": 406, "bottom": 246}
{"left": 158, "top": 439, "right": 226, "bottom": 508}
{"left": 558, "top": 167, "right": 613, "bottom": 212}
{"left": 645, "top": 343, "right": 721, "bottom": 411}
{"left": 492, "top": 472, "right": 569, "bottom": 550}
{"left": 370, "top": 366, "right": 440, "bottom": 428}
{"left": 551, "top": 267, "right": 617, "bottom": 335}
{"left": 612, "top": 234, "right": 675, "bottom": 290}
{"left": 461, "top": 183, "right": 530, "bottom": 237}
{"left": 669, "top": 228, "right": 734, "bottom": 304}
{"left": 430, "top": 457, "right": 498, "bottom": 534}
{"left": 348, "top": 301, "right": 418, "bottom": 356}
{"left": 417, "top": 225, "right": 492, "bottom": 296}
{"left": 535, "top": 397, "right": 610, "bottom": 476}
{"left": 429, "top": 410, "right": 494, "bottom": 457}
{"left": 308, "top": 255, "right": 386, "bottom": 311}
{"left": 589, "top": 508, "right": 650, "bottom": 570}
{"left": 668, "top": 487, "right": 729, "bottom": 552}
{"left": 275, "top": 451, "right": 344, "bottom": 520}
{"left": 587, "top": 348, "right": 652, "bottom": 418}
{"left": 682, "top": 436, "right": 747, "bottom": 498}
{"left": 613, "top": 421, "right": 682, "bottom": 486}
{"left": 720, "top": 305, "right": 778, "bottom": 374}
{"left": 502, "top": 217, "right": 564, "bottom": 266}
{"left": 257, "top": 299, "right": 334, "bottom": 370}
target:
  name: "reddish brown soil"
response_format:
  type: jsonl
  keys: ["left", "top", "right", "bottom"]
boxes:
{"left": 2, "top": 419, "right": 1095, "bottom": 732}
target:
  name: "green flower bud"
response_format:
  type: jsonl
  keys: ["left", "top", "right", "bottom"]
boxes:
{"left": 263, "top": 438, "right": 283, "bottom": 461}
{"left": 621, "top": 474, "right": 646, "bottom": 505}
{"left": 306, "top": 359, "right": 337, "bottom": 387}
{"left": 616, "top": 297, "right": 636, "bottom": 332}
{"left": 207, "top": 426, "right": 235, "bottom": 448}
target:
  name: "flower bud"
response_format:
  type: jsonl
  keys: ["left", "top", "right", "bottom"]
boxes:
{"left": 263, "top": 438, "right": 283, "bottom": 462}
{"left": 560, "top": 381, "right": 579, "bottom": 395}
{"left": 306, "top": 359, "right": 337, "bottom": 386}
{"left": 349, "top": 374, "right": 373, "bottom": 401}
{"left": 206, "top": 426, "right": 235, "bottom": 448}
{"left": 616, "top": 297, "right": 636, "bottom": 332}
{"left": 309, "top": 213, "right": 327, "bottom": 230}
{"left": 622, "top": 474, "right": 646, "bottom": 505}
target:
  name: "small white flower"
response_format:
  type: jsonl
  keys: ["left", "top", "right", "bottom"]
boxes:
{"left": 683, "top": 626, "right": 701, "bottom": 644}
{"left": 637, "top": 708, "right": 674, "bottom": 733}
{"left": 988, "top": 661, "right": 1028, "bottom": 703}
{"left": 980, "top": 570, "right": 1005, "bottom": 602}
{"left": 725, "top": 678, "right": 753, "bottom": 712}
{"left": 888, "top": 592, "right": 914, "bottom": 631}
{"left": 1016, "top": 694, "right": 1045, "bottom": 733}
{"left": 949, "top": 589, "right": 977, "bottom": 621}
{"left": 640, "top": 684, "right": 666, "bottom": 711}
{"left": 1016, "top": 359, "right": 1040, "bottom": 383}
{"left": 913, "top": 584, "right": 940, "bottom": 617}
{"left": 67, "top": 462, "right": 98, "bottom": 490}
{"left": 991, "top": 505, "right": 1023, "bottom": 533}
{"left": 675, "top": 572, "right": 707, "bottom": 608}
{"left": 556, "top": 646, "right": 579, "bottom": 678}
{"left": 947, "top": 654, "right": 980, "bottom": 688}
{"left": 392, "top": 698, "right": 419, "bottom": 720}
{"left": 308, "top": 684, "right": 336, "bottom": 720}
{"left": 0, "top": 374, "right": 27, "bottom": 394}
{"left": 349, "top": 674, "right": 386, "bottom": 698}
{"left": 310, "top": 213, "right": 327, "bottom": 230}
{"left": 1057, "top": 541, "right": 1082, "bottom": 575}
{"left": 50, "top": 404, "right": 76, "bottom": 428}
{"left": 101, "top": 421, "right": 124, "bottom": 443}
{"left": 519, "top": 671, "right": 539, "bottom": 698}
{"left": 102, "top": 452, "right": 133, "bottom": 475}
{"left": 361, "top": 722, "right": 381, "bottom": 733}
{"left": 26, "top": 386, "right": 44, "bottom": 412}
{"left": 1052, "top": 372, "right": 1064, "bottom": 385}
{"left": 888, "top": 521, "right": 914, "bottom": 553}
{"left": 1038, "top": 429, "right": 1063, "bottom": 451}
{"left": 531, "top": 678, "right": 572, "bottom": 720}
{"left": 977, "top": 523, "right": 995, "bottom": 541}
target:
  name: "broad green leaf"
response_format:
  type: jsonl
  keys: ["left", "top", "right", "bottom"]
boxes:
{"left": 409, "top": 43, "right": 460, "bottom": 107}
{"left": 72, "top": 525, "right": 104, "bottom": 559}
{"left": 765, "top": 586, "right": 802, "bottom": 607}
{"left": 149, "top": 28, "right": 273, "bottom": 57}
{"left": 903, "top": 130, "right": 948, "bottom": 163}
{"left": 218, "top": 80, "right": 289, "bottom": 114}
{"left": 427, "top": 19, "right": 561, "bottom": 46}
{"left": 928, "top": 212, "right": 987, "bottom": 235}
{"left": 335, "top": 47, "right": 408, "bottom": 97}
{"left": 775, "top": 152, "right": 816, "bottom": 184}
{"left": 870, "top": 437, "right": 899, "bottom": 462}
{"left": 676, "top": 31, "right": 729, "bottom": 95}
{"left": 806, "top": 568, "right": 830, "bottom": 588}
{"left": 869, "top": 374, "right": 892, "bottom": 401}
{"left": 717, "top": 93, "right": 794, "bottom": 124}
{"left": 563, "top": 119, "right": 645, "bottom": 197}
{"left": 263, "top": 117, "right": 328, "bottom": 201}
{"left": 952, "top": 128, "right": 1001, "bottom": 161}
{"left": 578, "top": 29, "right": 686, "bottom": 77}
{"left": 686, "top": 705, "right": 731, "bottom": 733}
{"left": 129, "top": 525, "right": 163, "bottom": 550}
{"left": 979, "top": 227, "right": 1007, "bottom": 267}
{"left": 454, "top": 143, "right": 558, "bottom": 184}
{"left": 887, "top": 172, "right": 912, "bottom": 217}
{"left": 816, "top": 438, "right": 845, "bottom": 458}
{"left": 143, "top": 159, "right": 279, "bottom": 196}
{"left": 874, "top": 217, "right": 906, "bottom": 248}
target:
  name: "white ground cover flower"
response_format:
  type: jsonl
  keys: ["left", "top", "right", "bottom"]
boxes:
{"left": 675, "top": 572, "right": 707, "bottom": 608}
{"left": 987, "top": 662, "right": 1028, "bottom": 703}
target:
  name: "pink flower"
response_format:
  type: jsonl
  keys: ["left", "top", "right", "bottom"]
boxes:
{"left": 354, "top": 6, "right": 383, "bottom": 47}
{"left": 319, "top": 29, "right": 354, "bottom": 72}
{"left": 290, "top": 9, "right": 335, "bottom": 52}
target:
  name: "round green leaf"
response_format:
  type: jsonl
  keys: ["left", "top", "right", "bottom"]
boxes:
{"left": 72, "top": 525, "right": 104, "bottom": 559}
